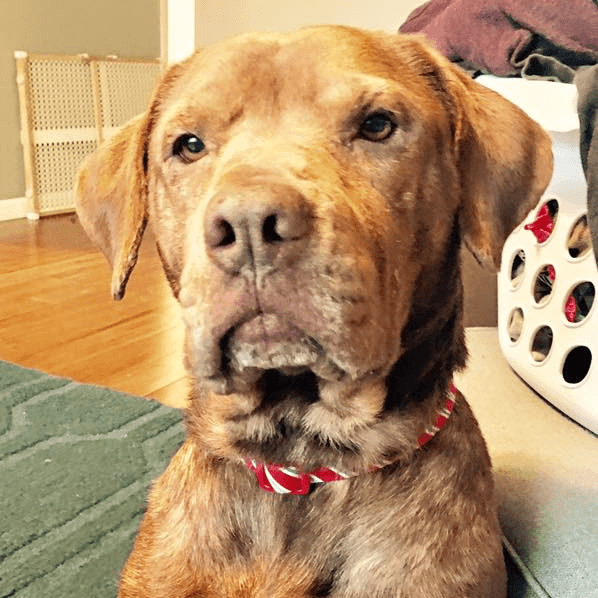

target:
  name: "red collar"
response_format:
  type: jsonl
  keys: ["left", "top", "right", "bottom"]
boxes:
{"left": 245, "top": 383, "right": 457, "bottom": 495}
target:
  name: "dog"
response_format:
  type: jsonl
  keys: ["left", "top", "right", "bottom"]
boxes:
{"left": 75, "top": 26, "right": 552, "bottom": 598}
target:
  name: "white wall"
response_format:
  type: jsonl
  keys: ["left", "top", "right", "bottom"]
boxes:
{"left": 196, "top": 0, "right": 424, "bottom": 46}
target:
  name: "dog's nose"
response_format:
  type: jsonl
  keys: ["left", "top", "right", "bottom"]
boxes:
{"left": 204, "top": 184, "right": 312, "bottom": 273}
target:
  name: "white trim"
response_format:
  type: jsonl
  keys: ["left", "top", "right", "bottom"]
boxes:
{"left": 0, "top": 197, "right": 28, "bottom": 222}
{"left": 32, "top": 128, "right": 98, "bottom": 145}
{"left": 165, "top": 0, "right": 196, "bottom": 64}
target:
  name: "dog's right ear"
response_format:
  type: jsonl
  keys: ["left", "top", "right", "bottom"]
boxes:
{"left": 75, "top": 113, "right": 150, "bottom": 300}
{"left": 75, "top": 60, "right": 188, "bottom": 300}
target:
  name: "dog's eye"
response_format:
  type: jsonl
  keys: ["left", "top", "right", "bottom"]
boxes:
{"left": 173, "top": 134, "right": 206, "bottom": 162}
{"left": 359, "top": 112, "right": 396, "bottom": 142}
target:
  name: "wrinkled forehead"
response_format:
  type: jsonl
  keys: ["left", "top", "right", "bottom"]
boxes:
{"left": 161, "top": 28, "right": 437, "bottom": 123}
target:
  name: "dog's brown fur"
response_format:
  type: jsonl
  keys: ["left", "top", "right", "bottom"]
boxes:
{"left": 76, "top": 26, "right": 552, "bottom": 598}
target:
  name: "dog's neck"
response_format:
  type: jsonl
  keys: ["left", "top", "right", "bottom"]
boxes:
{"left": 244, "top": 382, "right": 457, "bottom": 495}
{"left": 386, "top": 220, "right": 466, "bottom": 409}
{"left": 186, "top": 222, "right": 468, "bottom": 478}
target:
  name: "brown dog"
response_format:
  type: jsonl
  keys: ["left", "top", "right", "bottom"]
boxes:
{"left": 76, "top": 26, "right": 552, "bottom": 598}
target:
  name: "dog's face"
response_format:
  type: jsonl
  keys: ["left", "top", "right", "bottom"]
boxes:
{"left": 155, "top": 30, "right": 463, "bottom": 390}
{"left": 76, "top": 27, "right": 551, "bottom": 453}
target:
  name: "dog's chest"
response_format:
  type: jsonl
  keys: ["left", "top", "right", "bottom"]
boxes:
{"left": 171, "top": 468, "right": 444, "bottom": 597}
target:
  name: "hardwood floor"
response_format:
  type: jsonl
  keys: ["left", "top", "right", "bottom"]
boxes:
{"left": 0, "top": 214, "right": 188, "bottom": 408}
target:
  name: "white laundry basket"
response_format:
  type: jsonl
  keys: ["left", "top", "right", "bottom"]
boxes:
{"left": 482, "top": 76, "right": 598, "bottom": 435}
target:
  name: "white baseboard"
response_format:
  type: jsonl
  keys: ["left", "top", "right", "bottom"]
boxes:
{"left": 0, "top": 197, "right": 28, "bottom": 222}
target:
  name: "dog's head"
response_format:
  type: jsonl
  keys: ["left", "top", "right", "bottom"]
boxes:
{"left": 76, "top": 27, "right": 551, "bottom": 455}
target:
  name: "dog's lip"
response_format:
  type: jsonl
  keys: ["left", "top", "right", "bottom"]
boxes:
{"left": 232, "top": 313, "right": 307, "bottom": 346}
{"left": 181, "top": 289, "right": 349, "bottom": 392}
{"left": 224, "top": 313, "right": 322, "bottom": 373}
{"left": 216, "top": 312, "right": 345, "bottom": 383}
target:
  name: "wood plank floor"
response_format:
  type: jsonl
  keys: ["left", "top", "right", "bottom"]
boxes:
{"left": 0, "top": 214, "right": 188, "bottom": 408}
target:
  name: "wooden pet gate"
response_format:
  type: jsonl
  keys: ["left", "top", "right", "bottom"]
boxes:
{"left": 15, "top": 52, "right": 162, "bottom": 217}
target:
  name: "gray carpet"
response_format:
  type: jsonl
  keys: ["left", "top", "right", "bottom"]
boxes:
{"left": 0, "top": 361, "right": 184, "bottom": 598}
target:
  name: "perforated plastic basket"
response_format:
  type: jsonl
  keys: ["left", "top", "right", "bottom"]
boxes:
{"left": 477, "top": 76, "right": 598, "bottom": 435}
{"left": 497, "top": 128, "right": 598, "bottom": 435}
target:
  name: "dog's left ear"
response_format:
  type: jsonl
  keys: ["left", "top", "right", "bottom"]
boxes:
{"left": 408, "top": 40, "right": 553, "bottom": 270}
{"left": 446, "top": 62, "right": 554, "bottom": 270}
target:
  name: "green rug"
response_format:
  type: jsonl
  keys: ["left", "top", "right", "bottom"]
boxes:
{"left": 0, "top": 361, "right": 184, "bottom": 598}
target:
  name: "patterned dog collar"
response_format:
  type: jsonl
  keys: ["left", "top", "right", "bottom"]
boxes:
{"left": 245, "top": 384, "right": 457, "bottom": 495}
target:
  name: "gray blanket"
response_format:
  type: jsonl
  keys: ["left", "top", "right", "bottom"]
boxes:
{"left": 577, "top": 66, "right": 598, "bottom": 264}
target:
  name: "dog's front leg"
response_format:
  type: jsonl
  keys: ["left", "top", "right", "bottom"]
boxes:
{"left": 117, "top": 441, "right": 208, "bottom": 598}
{"left": 118, "top": 511, "right": 199, "bottom": 598}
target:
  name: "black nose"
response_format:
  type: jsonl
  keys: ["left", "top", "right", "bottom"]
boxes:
{"left": 204, "top": 183, "right": 312, "bottom": 274}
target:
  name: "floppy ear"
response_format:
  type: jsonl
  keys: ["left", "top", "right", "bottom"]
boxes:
{"left": 75, "top": 114, "right": 150, "bottom": 300}
{"left": 447, "top": 66, "right": 554, "bottom": 269}
{"left": 75, "top": 59, "right": 189, "bottom": 300}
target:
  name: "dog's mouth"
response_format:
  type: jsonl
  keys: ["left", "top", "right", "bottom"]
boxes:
{"left": 225, "top": 313, "right": 319, "bottom": 373}
{"left": 218, "top": 313, "right": 346, "bottom": 390}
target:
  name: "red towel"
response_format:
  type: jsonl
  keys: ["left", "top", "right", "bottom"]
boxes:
{"left": 400, "top": 0, "right": 598, "bottom": 78}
